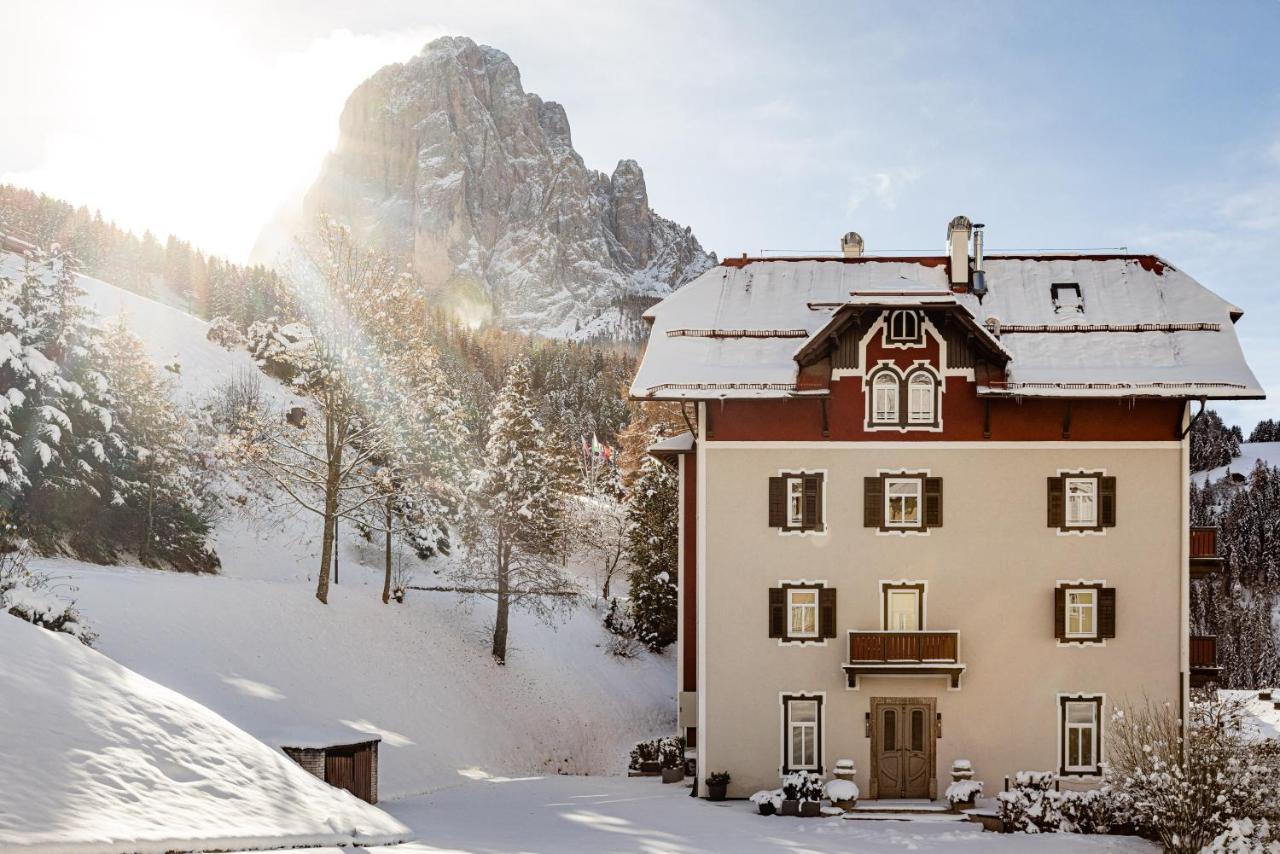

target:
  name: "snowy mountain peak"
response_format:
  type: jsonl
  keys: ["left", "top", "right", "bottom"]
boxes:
{"left": 290, "top": 35, "right": 715, "bottom": 342}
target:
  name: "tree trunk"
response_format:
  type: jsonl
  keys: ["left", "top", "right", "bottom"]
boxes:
{"left": 316, "top": 501, "right": 334, "bottom": 604}
{"left": 602, "top": 562, "right": 612, "bottom": 600}
{"left": 492, "top": 532, "right": 510, "bottom": 664}
{"left": 382, "top": 495, "right": 393, "bottom": 604}
{"left": 140, "top": 473, "right": 155, "bottom": 565}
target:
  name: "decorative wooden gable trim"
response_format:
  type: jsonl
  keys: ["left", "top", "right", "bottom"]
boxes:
{"left": 794, "top": 304, "right": 1009, "bottom": 370}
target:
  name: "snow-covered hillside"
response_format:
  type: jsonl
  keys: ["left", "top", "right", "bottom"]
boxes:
{"left": 7, "top": 250, "right": 674, "bottom": 800}
{"left": 1196, "top": 441, "right": 1280, "bottom": 485}
{"left": 0, "top": 614, "right": 409, "bottom": 853}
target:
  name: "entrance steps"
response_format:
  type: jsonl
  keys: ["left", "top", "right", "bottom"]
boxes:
{"left": 842, "top": 799, "right": 966, "bottom": 822}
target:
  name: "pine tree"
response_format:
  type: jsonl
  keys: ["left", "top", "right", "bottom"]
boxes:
{"left": 1248, "top": 419, "right": 1280, "bottom": 443}
{"left": 624, "top": 436, "right": 678, "bottom": 651}
{"left": 1189, "top": 409, "right": 1241, "bottom": 472}
{"left": 454, "top": 357, "right": 573, "bottom": 663}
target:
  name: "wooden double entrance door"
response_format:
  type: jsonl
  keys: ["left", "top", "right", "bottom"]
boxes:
{"left": 870, "top": 697, "right": 936, "bottom": 800}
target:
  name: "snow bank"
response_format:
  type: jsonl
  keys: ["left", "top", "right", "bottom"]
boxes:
{"left": 0, "top": 614, "right": 409, "bottom": 854}
{"left": 1224, "top": 689, "right": 1280, "bottom": 742}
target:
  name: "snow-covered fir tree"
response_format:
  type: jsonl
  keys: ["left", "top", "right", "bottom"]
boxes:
{"left": 624, "top": 434, "right": 678, "bottom": 652}
{"left": 99, "top": 317, "right": 217, "bottom": 572}
{"left": 454, "top": 357, "right": 574, "bottom": 663}
{"left": 1248, "top": 418, "right": 1280, "bottom": 443}
{"left": 1189, "top": 408, "right": 1242, "bottom": 472}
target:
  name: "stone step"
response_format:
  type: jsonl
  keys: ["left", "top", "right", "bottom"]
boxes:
{"left": 842, "top": 811, "right": 968, "bottom": 822}
{"left": 847, "top": 799, "right": 952, "bottom": 815}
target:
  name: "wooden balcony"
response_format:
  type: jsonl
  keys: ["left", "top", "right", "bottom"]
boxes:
{"left": 1190, "top": 526, "right": 1224, "bottom": 580}
{"left": 1190, "top": 635, "right": 1223, "bottom": 688}
{"left": 843, "top": 630, "right": 966, "bottom": 689}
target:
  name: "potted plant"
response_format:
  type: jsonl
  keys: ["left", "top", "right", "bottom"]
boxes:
{"left": 659, "top": 736, "right": 686, "bottom": 783}
{"left": 628, "top": 739, "right": 661, "bottom": 776}
{"left": 706, "top": 771, "right": 730, "bottom": 801}
{"left": 780, "top": 774, "right": 802, "bottom": 816}
{"left": 750, "top": 789, "right": 781, "bottom": 816}
{"left": 779, "top": 771, "right": 824, "bottom": 816}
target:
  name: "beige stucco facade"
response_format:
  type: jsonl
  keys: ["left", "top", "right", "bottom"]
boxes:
{"left": 690, "top": 428, "right": 1189, "bottom": 799}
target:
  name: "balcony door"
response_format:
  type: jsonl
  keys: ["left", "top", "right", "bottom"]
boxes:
{"left": 871, "top": 697, "right": 935, "bottom": 800}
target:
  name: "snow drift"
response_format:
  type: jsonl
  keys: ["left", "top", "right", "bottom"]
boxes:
{"left": 0, "top": 614, "right": 410, "bottom": 854}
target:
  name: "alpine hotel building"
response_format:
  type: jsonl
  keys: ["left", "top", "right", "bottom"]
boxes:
{"left": 631, "top": 217, "right": 1261, "bottom": 800}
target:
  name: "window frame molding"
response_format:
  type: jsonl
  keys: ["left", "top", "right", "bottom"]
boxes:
{"left": 884, "top": 476, "right": 924, "bottom": 530}
{"left": 883, "top": 309, "right": 925, "bottom": 348}
{"left": 1057, "top": 693, "right": 1105, "bottom": 777}
{"left": 1051, "top": 468, "right": 1113, "bottom": 536}
{"left": 773, "top": 469, "right": 828, "bottom": 537}
{"left": 880, "top": 580, "right": 927, "bottom": 631}
{"left": 863, "top": 361, "right": 943, "bottom": 433}
{"left": 1063, "top": 476, "right": 1099, "bottom": 529}
{"left": 1055, "top": 579, "right": 1112, "bottom": 647}
{"left": 775, "top": 579, "right": 832, "bottom": 647}
{"left": 786, "top": 586, "right": 821, "bottom": 640}
{"left": 780, "top": 691, "right": 826, "bottom": 774}
{"left": 870, "top": 469, "right": 940, "bottom": 536}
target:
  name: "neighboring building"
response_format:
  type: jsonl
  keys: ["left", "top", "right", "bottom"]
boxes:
{"left": 631, "top": 217, "right": 1260, "bottom": 800}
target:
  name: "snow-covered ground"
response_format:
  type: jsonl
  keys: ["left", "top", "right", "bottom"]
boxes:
{"left": 0, "top": 614, "right": 409, "bottom": 854}
{"left": 1195, "top": 441, "right": 1280, "bottom": 485}
{"left": 229, "top": 776, "right": 1159, "bottom": 854}
{"left": 1225, "top": 689, "right": 1280, "bottom": 742}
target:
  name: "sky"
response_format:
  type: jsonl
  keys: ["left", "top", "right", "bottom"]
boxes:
{"left": 2, "top": 0, "right": 1278, "bottom": 425}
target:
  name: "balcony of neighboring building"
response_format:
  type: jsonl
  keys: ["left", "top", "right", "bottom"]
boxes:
{"left": 843, "top": 630, "right": 965, "bottom": 689}
{"left": 1190, "top": 526, "right": 1224, "bottom": 580}
{"left": 1190, "top": 635, "right": 1223, "bottom": 688}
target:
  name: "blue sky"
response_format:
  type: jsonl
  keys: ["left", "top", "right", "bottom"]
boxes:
{"left": 3, "top": 0, "right": 1278, "bottom": 426}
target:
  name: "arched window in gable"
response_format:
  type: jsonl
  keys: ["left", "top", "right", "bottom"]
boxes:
{"left": 871, "top": 370, "right": 900, "bottom": 424}
{"left": 907, "top": 370, "right": 937, "bottom": 424}
{"left": 886, "top": 310, "right": 922, "bottom": 345}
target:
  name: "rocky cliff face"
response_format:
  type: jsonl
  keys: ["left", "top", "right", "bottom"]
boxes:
{"left": 299, "top": 36, "right": 714, "bottom": 341}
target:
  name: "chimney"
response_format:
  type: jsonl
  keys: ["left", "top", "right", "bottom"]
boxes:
{"left": 840, "top": 231, "right": 864, "bottom": 258}
{"left": 948, "top": 215, "right": 972, "bottom": 291}
{"left": 971, "top": 223, "right": 987, "bottom": 299}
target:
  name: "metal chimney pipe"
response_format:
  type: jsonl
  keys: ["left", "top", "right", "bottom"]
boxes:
{"left": 971, "top": 222, "right": 988, "bottom": 299}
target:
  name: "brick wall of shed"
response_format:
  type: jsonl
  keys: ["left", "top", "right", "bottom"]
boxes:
{"left": 282, "top": 746, "right": 326, "bottom": 781}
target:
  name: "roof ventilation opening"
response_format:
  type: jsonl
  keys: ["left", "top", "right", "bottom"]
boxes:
{"left": 948, "top": 215, "right": 972, "bottom": 291}
{"left": 841, "top": 231, "right": 865, "bottom": 258}
{"left": 971, "top": 223, "right": 987, "bottom": 301}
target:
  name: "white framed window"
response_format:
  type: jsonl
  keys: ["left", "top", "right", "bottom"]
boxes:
{"left": 907, "top": 372, "right": 936, "bottom": 423}
{"left": 785, "top": 697, "right": 820, "bottom": 771}
{"left": 1060, "top": 697, "right": 1102, "bottom": 774}
{"left": 886, "top": 587, "right": 921, "bottom": 631}
{"left": 1065, "top": 477, "right": 1098, "bottom": 528}
{"left": 885, "top": 478, "right": 922, "bottom": 528}
{"left": 872, "top": 372, "right": 899, "bottom": 423}
{"left": 786, "top": 477, "right": 804, "bottom": 527}
{"left": 1065, "top": 589, "right": 1096, "bottom": 638}
{"left": 1051, "top": 283, "right": 1084, "bottom": 315}
{"left": 787, "top": 588, "right": 819, "bottom": 638}
{"left": 887, "top": 310, "right": 921, "bottom": 343}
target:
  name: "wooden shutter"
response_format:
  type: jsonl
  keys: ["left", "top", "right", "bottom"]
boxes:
{"left": 1099, "top": 587, "right": 1116, "bottom": 638}
{"left": 768, "top": 477, "right": 785, "bottom": 527}
{"left": 803, "top": 474, "right": 822, "bottom": 530}
{"left": 924, "top": 477, "right": 943, "bottom": 528}
{"left": 819, "top": 586, "right": 837, "bottom": 638}
{"left": 1047, "top": 476, "right": 1065, "bottom": 527}
{"left": 769, "top": 587, "right": 786, "bottom": 638}
{"left": 1099, "top": 477, "right": 1117, "bottom": 528}
{"left": 864, "top": 477, "right": 884, "bottom": 528}
{"left": 1054, "top": 587, "right": 1066, "bottom": 640}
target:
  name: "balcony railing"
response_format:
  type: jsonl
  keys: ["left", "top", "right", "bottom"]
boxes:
{"left": 843, "top": 630, "right": 965, "bottom": 689}
{"left": 1190, "top": 635, "right": 1222, "bottom": 688}
{"left": 1190, "top": 526, "right": 1224, "bottom": 580}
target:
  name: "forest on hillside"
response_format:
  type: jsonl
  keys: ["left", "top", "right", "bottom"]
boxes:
{"left": 1189, "top": 412, "right": 1280, "bottom": 688}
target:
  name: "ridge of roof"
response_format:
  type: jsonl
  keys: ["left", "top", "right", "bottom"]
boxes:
{"left": 721, "top": 253, "right": 1171, "bottom": 275}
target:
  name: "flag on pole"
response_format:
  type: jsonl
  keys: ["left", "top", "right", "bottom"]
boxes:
{"left": 591, "top": 433, "right": 601, "bottom": 456}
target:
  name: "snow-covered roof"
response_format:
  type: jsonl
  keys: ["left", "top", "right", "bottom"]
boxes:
{"left": 631, "top": 255, "right": 1264, "bottom": 401}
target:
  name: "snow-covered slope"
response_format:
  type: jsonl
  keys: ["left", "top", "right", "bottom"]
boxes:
{"left": 0, "top": 614, "right": 409, "bottom": 853}
{"left": 1196, "top": 442, "right": 1280, "bottom": 485}
{"left": 6, "top": 248, "right": 675, "bottom": 800}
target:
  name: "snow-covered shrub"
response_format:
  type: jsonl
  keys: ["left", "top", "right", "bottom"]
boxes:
{"left": 750, "top": 789, "right": 783, "bottom": 815}
{"left": 996, "top": 772, "right": 1061, "bottom": 833}
{"left": 1058, "top": 787, "right": 1126, "bottom": 834}
{"left": 629, "top": 735, "right": 684, "bottom": 771}
{"left": 205, "top": 315, "right": 244, "bottom": 349}
{"left": 0, "top": 542, "right": 94, "bottom": 645}
{"left": 1107, "top": 694, "right": 1280, "bottom": 854}
{"left": 628, "top": 738, "right": 660, "bottom": 770}
{"left": 824, "top": 778, "right": 859, "bottom": 804}
{"left": 781, "top": 770, "right": 824, "bottom": 802}
{"left": 245, "top": 317, "right": 309, "bottom": 381}
{"left": 1205, "top": 818, "right": 1280, "bottom": 853}
{"left": 944, "top": 779, "right": 983, "bottom": 807}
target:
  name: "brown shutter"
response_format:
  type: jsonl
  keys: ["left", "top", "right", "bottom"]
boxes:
{"left": 864, "top": 477, "right": 884, "bottom": 528}
{"left": 769, "top": 477, "right": 785, "bottom": 527}
{"left": 924, "top": 477, "right": 943, "bottom": 528}
{"left": 769, "top": 587, "right": 786, "bottom": 638}
{"left": 803, "top": 474, "right": 822, "bottom": 530}
{"left": 819, "top": 586, "right": 837, "bottom": 638}
{"left": 1054, "top": 587, "right": 1066, "bottom": 640}
{"left": 1099, "top": 587, "right": 1116, "bottom": 638}
{"left": 1099, "top": 477, "right": 1117, "bottom": 528}
{"left": 1047, "top": 476, "right": 1065, "bottom": 527}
